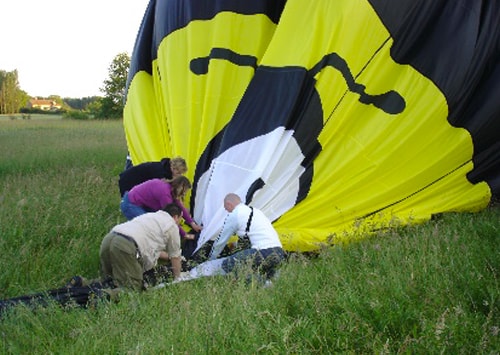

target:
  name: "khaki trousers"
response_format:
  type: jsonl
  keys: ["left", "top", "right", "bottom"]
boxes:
{"left": 99, "top": 232, "right": 144, "bottom": 291}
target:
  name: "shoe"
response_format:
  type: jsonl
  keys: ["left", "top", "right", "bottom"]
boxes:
{"left": 172, "top": 271, "right": 193, "bottom": 283}
{"left": 264, "top": 280, "right": 273, "bottom": 288}
{"left": 65, "top": 275, "right": 83, "bottom": 288}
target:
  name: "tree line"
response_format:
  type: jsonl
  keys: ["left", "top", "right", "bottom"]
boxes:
{"left": 0, "top": 52, "right": 130, "bottom": 119}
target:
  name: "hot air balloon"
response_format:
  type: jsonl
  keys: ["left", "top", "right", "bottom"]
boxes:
{"left": 123, "top": 0, "right": 500, "bottom": 253}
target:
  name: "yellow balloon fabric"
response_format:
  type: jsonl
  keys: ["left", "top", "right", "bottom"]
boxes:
{"left": 124, "top": 0, "right": 496, "bottom": 252}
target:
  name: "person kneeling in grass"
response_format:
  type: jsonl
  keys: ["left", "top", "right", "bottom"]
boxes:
{"left": 99, "top": 203, "right": 185, "bottom": 290}
{"left": 180, "top": 193, "right": 285, "bottom": 283}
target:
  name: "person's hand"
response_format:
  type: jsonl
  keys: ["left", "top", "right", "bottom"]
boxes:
{"left": 185, "top": 233, "right": 196, "bottom": 240}
{"left": 190, "top": 222, "right": 202, "bottom": 232}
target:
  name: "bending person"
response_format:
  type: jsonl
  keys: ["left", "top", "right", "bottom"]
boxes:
{"left": 120, "top": 176, "right": 201, "bottom": 240}
{"left": 118, "top": 156, "right": 187, "bottom": 197}
{"left": 100, "top": 203, "right": 184, "bottom": 290}
{"left": 185, "top": 193, "right": 285, "bottom": 282}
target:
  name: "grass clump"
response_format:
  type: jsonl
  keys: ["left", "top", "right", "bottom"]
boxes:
{"left": 0, "top": 118, "right": 498, "bottom": 353}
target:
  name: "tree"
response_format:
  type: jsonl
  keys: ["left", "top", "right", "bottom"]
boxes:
{"left": 86, "top": 99, "right": 103, "bottom": 118}
{"left": 0, "top": 70, "right": 25, "bottom": 114}
{"left": 99, "top": 52, "right": 130, "bottom": 119}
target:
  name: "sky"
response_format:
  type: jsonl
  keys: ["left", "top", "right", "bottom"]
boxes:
{"left": 0, "top": 0, "right": 150, "bottom": 98}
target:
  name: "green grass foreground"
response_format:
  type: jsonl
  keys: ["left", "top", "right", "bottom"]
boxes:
{"left": 0, "top": 118, "right": 498, "bottom": 353}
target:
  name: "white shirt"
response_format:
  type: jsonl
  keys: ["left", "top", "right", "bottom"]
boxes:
{"left": 112, "top": 210, "right": 181, "bottom": 271}
{"left": 209, "top": 203, "right": 282, "bottom": 260}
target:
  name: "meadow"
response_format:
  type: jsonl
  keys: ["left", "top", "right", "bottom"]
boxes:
{"left": 0, "top": 116, "right": 498, "bottom": 354}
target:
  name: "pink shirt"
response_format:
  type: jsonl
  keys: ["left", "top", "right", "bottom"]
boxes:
{"left": 128, "top": 178, "right": 194, "bottom": 236}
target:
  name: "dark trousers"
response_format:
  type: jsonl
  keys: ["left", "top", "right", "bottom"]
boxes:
{"left": 221, "top": 247, "right": 285, "bottom": 279}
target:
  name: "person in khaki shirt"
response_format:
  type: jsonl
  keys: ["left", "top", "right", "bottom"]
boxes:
{"left": 100, "top": 203, "right": 183, "bottom": 290}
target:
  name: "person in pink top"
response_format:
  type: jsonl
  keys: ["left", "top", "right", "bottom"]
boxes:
{"left": 120, "top": 176, "right": 201, "bottom": 239}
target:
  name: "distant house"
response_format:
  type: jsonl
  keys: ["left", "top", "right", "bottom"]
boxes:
{"left": 27, "top": 98, "right": 62, "bottom": 111}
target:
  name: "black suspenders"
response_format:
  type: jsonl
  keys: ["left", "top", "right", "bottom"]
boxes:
{"left": 244, "top": 207, "right": 254, "bottom": 238}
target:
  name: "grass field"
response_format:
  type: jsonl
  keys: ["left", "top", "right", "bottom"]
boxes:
{"left": 0, "top": 117, "right": 498, "bottom": 353}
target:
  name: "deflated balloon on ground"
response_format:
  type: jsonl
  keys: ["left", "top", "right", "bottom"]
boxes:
{"left": 123, "top": 0, "right": 500, "bottom": 252}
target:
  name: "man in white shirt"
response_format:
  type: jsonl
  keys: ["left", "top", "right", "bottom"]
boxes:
{"left": 185, "top": 193, "right": 285, "bottom": 281}
{"left": 100, "top": 203, "right": 184, "bottom": 290}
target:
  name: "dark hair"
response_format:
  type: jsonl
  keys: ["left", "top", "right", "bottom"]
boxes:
{"left": 164, "top": 203, "right": 182, "bottom": 217}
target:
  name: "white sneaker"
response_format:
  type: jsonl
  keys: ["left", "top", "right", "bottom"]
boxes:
{"left": 264, "top": 280, "right": 273, "bottom": 288}
{"left": 172, "top": 271, "right": 193, "bottom": 283}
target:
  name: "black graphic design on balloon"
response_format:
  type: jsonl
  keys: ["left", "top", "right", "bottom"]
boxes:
{"left": 190, "top": 48, "right": 258, "bottom": 75}
{"left": 191, "top": 49, "right": 405, "bottom": 114}
{"left": 310, "top": 53, "right": 405, "bottom": 115}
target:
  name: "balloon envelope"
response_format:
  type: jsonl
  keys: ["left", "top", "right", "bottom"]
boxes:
{"left": 124, "top": 0, "right": 500, "bottom": 252}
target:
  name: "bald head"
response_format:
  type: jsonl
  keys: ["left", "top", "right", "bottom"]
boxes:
{"left": 224, "top": 193, "right": 241, "bottom": 212}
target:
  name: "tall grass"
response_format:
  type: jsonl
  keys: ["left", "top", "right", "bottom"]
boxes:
{"left": 0, "top": 118, "right": 126, "bottom": 296}
{"left": 0, "top": 117, "right": 498, "bottom": 353}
